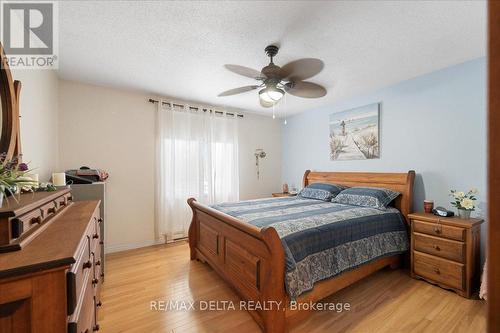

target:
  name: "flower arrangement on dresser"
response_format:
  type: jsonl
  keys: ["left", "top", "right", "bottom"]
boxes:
{"left": 0, "top": 154, "right": 38, "bottom": 204}
{"left": 450, "top": 188, "right": 478, "bottom": 219}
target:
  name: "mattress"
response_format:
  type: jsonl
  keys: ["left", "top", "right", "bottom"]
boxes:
{"left": 211, "top": 196, "right": 409, "bottom": 298}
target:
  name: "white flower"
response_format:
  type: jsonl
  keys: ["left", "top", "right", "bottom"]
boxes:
{"left": 455, "top": 191, "right": 465, "bottom": 199}
{"left": 461, "top": 198, "right": 475, "bottom": 210}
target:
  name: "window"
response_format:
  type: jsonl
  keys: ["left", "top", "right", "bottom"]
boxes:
{"left": 155, "top": 103, "right": 239, "bottom": 242}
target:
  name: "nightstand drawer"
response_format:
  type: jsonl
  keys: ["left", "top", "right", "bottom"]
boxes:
{"left": 413, "top": 220, "right": 465, "bottom": 241}
{"left": 414, "top": 233, "right": 465, "bottom": 263}
{"left": 414, "top": 251, "right": 464, "bottom": 290}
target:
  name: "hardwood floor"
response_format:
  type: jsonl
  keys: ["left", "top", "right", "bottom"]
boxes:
{"left": 99, "top": 242, "right": 486, "bottom": 333}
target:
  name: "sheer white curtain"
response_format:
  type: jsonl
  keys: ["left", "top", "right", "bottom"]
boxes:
{"left": 155, "top": 102, "right": 239, "bottom": 242}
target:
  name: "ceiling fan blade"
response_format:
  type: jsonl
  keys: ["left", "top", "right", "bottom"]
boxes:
{"left": 218, "top": 85, "right": 260, "bottom": 97}
{"left": 285, "top": 81, "right": 327, "bottom": 98}
{"left": 259, "top": 98, "right": 274, "bottom": 108}
{"left": 279, "top": 58, "right": 324, "bottom": 81}
{"left": 224, "top": 64, "right": 265, "bottom": 79}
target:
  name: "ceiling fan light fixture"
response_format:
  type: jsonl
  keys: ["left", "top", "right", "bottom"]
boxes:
{"left": 259, "top": 86, "right": 284, "bottom": 104}
{"left": 219, "top": 45, "right": 326, "bottom": 106}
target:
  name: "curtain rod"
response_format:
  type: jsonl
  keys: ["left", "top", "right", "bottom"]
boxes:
{"left": 148, "top": 98, "right": 244, "bottom": 118}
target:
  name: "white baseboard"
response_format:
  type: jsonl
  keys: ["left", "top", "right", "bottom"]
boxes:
{"left": 105, "top": 239, "right": 165, "bottom": 254}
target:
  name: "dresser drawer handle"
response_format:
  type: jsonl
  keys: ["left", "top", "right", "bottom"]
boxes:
{"left": 47, "top": 207, "right": 56, "bottom": 214}
{"left": 433, "top": 227, "right": 441, "bottom": 234}
{"left": 95, "top": 260, "right": 101, "bottom": 266}
{"left": 434, "top": 268, "right": 440, "bottom": 274}
{"left": 432, "top": 245, "right": 441, "bottom": 251}
{"left": 96, "top": 300, "right": 102, "bottom": 307}
{"left": 30, "top": 216, "right": 42, "bottom": 225}
{"left": 92, "top": 278, "right": 99, "bottom": 285}
{"left": 93, "top": 324, "right": 100, "bottom": 332}
{"left": 59, "top": 200, "right": 67, "bottom": 207}
{"left": 83, "top": 261, "right": 92, "bottom": 269}
{"left": 98, "top": 218, "right": 103, "bottom": 223}
{"left": 93, "top": 233, "right": 99, "bottom": 239}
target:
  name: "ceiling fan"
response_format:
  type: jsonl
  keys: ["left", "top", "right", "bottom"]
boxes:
{"left": 218, "top": 45, "right": 327, "bottom": 108}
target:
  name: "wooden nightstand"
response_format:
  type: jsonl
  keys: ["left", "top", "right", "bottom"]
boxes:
{"left": 271, "top": 192, "right": 297, "bottom": 197}
{"left": 408, "top": 212, "right": 484, "bottom": 298}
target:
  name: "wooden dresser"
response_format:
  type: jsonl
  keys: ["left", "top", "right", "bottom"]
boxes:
{"left": 409, "top": 212, "right": 483, "bottom": 298}
{"left": 0, "top": 191, "right": 103, "bottom": 332}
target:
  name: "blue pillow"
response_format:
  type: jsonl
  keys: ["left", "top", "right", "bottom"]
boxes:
{"left": 332, "top": 187, "right": 400, "bottom": 209}
{"left": 307, "top": 183, "right": 346, "bottom": 195}
{"left": 299, "top": 183, "right": 345, "bottom": 201}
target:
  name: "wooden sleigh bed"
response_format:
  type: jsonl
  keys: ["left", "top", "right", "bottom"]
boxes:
{"left": 188, "top": 170, "right": 415, "bottom": 333}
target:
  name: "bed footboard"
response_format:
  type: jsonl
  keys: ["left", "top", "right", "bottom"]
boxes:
{"left": 187, "top": 198, "right": 287, "bottom": 333}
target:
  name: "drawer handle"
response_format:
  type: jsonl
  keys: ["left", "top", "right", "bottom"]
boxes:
{"left": 434, "top": 268, "right": 440, "bottom": 274}
{"left": 47, "top": 207, "right": 56, "bottom": 214}
{"left": 92, "top": 278, "right": 99, "bottom": 285}
{"left": 433, "top": 227, "right": 441, "bottom": 234}
{"left": 93, "top": 324, "right": 100, "bottom": 331}
{"left": 100, "top": 272, "right": 104, "bottom": 278}
{"left": 99, "top": 240, "right": 104, "bottom": 245}
{"left": 93, "top": 233, "right": 99, "bottom": 239}
{"left": 83, "top": 330, "right": 89, "bottom": 333}
{"left": 83, "top": 260, "right": 92, "bottom": 269}
{"left": 98, "top": 218, "right": 103, "bottom": 223}
{"left": 30, "top": 216, "right": 41, "bottom": 225}
{"left": 59, "top": 200, "right": 66, "bottom": 207}
{"left": 96, "top": 300, "right": 102, "bottom": 307}
{"left": 95, "top": 260, "right": 101, "bottom": 266}
{"left": 432, "top": 245, "right": 441, "bottom": 251}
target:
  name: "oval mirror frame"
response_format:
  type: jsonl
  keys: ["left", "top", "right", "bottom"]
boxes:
{"left": 0, "top": 42, "right": 22, "bottom": 161}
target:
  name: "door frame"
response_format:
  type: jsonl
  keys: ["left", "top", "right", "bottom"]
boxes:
{"left": 488, "top": 2, "right": 500, "bottom": 332}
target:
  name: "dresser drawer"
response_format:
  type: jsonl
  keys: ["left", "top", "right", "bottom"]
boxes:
{"left": 57, "top": 192, "right": 73, "bottom": 208}
{"left": 414, "top": 233, "right": 465, "bottom": 263}
{"left": 91, "top": 248, "right": 102, "bottom": 331}
{"left": 41, "top": 200, "right": 58, "bottom": 218}
{"left": 93, "top": 257, "right": 102, "bottom": 329}
{"left": 10, "top": 208, "right": 44, "bottom": 239}
{"left": 93, "top": 243, "right": 103, "bottom": 282}
{"left": 414, "top": 251, "right": 464, "bottom": 290}
{"left": 413, "top": 220, "right": 465, "bottom": 241}
{"left": 90, "top": 214, "right": 101, "bottom": 252}
{"left": 68, "top": 273, "right": 95, "bottom": 333}
{"left": 67, "top": 234, "right": 92, "bottom": 315}
{"left": 90, "top": 252, "right": 101, "bottom": 289}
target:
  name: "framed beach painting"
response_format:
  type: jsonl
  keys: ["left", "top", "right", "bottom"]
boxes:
{"left": 329, "top": 103, "right": 380, "bottom": 160}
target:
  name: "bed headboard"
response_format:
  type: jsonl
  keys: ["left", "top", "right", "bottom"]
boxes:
{"left": 303, "top": 170, "right": 416, "bottom": 224}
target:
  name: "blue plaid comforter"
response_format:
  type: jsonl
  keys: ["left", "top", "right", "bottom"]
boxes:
{"left": 211, "top": 196, "right": 409, "bottom": 298}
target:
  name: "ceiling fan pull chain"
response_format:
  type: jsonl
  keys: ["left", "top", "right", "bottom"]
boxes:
{"left": 284, "top": 93, "right": 288, "bottom": 125}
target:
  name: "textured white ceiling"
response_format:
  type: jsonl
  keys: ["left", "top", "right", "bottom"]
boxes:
{"left": 58, "top": 1, "right": 486, "bottom": 116}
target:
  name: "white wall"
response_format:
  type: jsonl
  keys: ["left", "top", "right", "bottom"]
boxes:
{"left": 58, "top": 81, "right": 156, "bottom": 253}
{"left": 58, "top": 80, "right": 282, "bottom": 252}
{"left": 11, "top": 69, "right": 59, "bottom": 181}
{"left": 238, "top": 113, "right": 282, "bottom": 200}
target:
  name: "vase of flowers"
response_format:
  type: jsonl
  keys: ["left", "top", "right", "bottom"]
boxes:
{"left": 0, "top": 154, "right": 37, "bottom": 206}
{"left": 450, "top": 188, "right": 478, "bottom": 219}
